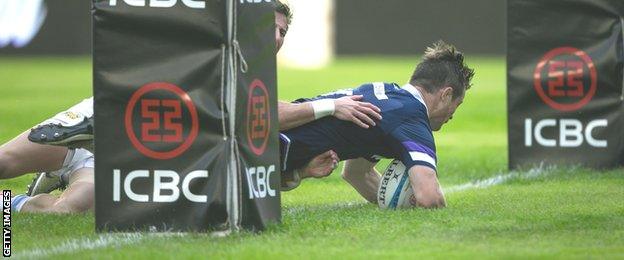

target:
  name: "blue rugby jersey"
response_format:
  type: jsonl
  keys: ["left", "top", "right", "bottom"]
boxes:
{"left": 280, "top": 82, "right": 437, "bottom": 173}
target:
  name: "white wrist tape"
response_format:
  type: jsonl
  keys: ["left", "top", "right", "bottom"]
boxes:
{"left": 311, "top": 99, "right": 335, "bottom": 119}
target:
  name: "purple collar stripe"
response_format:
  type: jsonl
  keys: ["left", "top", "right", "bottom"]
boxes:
{"left": 401, "top": 141, "right": 436, "bottom": 159}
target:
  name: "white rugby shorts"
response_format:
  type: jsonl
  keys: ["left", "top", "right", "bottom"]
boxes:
{"left": 49, "top": 148, "right": 94, "bottom": 183}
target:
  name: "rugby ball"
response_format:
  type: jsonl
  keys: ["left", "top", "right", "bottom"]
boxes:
{"left": 377, "top": 160, "right": 414, "bottom": 209}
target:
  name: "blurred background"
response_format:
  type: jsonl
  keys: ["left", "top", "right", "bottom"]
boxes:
{"left": 0, "top": 0, "right": 505, "bottom": 67}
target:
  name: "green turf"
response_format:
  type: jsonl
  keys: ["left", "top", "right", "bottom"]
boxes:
{"left": 1, "top": 56, "right": 623, "bottom": 259}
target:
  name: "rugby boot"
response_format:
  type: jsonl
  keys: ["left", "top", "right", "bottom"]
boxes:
{"left": 28, "top": 116, "right": 94, "bottom": 152}
{"left": 26, "top": 172, "right": 67, "bottom": 196}
{"left": 27, "top": 97, "right": 94, "bottom": 152}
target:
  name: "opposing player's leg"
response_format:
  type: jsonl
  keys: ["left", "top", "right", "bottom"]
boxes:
{"left": 0, "top": 131, "right": 68, "bottom": 179}
{"left": 28, "top": 97, "right": 94, "bottom": 152}
{"left": 14, "top": 149, "right": 94, "bottom": 213}
{"left": 20, "top": 167, "right": 94, "bottom": 213}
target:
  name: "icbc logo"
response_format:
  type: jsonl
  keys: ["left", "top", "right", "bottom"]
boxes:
{"left": 247, "top": 79, "right": 270, "bottom": 156}
{"left": 533, "top": 47, "right": 597, "bottom": 111}
{"left": 125, "top": 82, "right": 199, "bottom": 159}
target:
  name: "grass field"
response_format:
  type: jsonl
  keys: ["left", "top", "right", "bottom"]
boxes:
{"left": 1, "top": 56, "right": 623, "bottom": 259}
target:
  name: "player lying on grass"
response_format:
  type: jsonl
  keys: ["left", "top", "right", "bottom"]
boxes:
{"left": 0, "top": 1, "right": 380, "bottom": 213}
{"left": 280, "top": 41, "right": 474, "bottom": 208}
{"left": 7, "top": 40, "right": 473, "bottom": 212}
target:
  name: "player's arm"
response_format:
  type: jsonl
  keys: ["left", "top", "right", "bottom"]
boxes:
{"left": 278, "top": 96, "right": 382, "bottom": 131}
{"left": 277, "top": 101, "right": 313, "bottom": 130}
{"left": 384, "top": 107, "right": 444, "bottom": 208}
{"left": 407, "top": 165, "right": 446, "bottom": 208}
{"left": 341, "top": 158, "right": 380, "bottom": 204}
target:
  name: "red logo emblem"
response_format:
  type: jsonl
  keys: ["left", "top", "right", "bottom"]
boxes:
{"left": 533, "top": 47, "right": 597, "bottom": 112}
{"left": 246, "top": 79, "right": 270, "bottom": 156}
{"left": 125, "top": 82, "right": 199, "bottom": 160}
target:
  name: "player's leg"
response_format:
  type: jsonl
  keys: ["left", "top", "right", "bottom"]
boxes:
{"left": 0, "top": 131, "right": 68, "bottom": 179}
{"left": 20, "top": 167, "right": 94, "bottom": 213}
{"left": 15, "top": 149, "right": 94, "bottom": 213}
{"left": 0, "top": 97, "right": 94, "bottom": 179}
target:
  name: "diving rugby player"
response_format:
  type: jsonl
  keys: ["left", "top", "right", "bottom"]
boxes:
{"left": 281, "top": 42, "right": 474, "bottom": 208}
{"left": 2, "top": 1, "right": 380, "bottom": 213}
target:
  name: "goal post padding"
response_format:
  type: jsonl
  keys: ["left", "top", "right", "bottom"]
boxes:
{"left": 93, "top": 0, "right": 280, "bottom": 232}
{"left": 507, "top": 0, "right": 624, "bottom": 169}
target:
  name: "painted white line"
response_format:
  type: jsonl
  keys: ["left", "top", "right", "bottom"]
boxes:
{"left": 14, "top": 232, "right": 188, "bottom": 259}
{"left": 15, "top": 233, "right": 144, "bottom": 259}
{"left": 444, "top": 167, "right": 547, "bottom": 194}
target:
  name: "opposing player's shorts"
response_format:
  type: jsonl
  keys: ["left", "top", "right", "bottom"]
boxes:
{"left": 49, "top": 148, "right": 94, "bottom": 183}
{"left": 278, "top": 133, "right": 302, "bottom": 191}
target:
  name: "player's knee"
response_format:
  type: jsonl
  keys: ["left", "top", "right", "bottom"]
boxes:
{"left": 53, "top": 199, "right": 92, "bottom": 213}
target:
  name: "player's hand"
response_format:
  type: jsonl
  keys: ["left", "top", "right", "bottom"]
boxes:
{"left": 300, "top": 150, "right": 340, "bottom": 179}
{"left": 333, "top": 95, "right": 382, "bottom": 128}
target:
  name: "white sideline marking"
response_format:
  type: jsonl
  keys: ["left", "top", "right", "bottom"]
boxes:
{"left": 15, "top": 233, "right": 143, "bottom": 259}
{"left": 15, "top": 233, "right": 187, "bottom": 259}
{"left": 444, "top": 167, "right": 547, "bottom": 194}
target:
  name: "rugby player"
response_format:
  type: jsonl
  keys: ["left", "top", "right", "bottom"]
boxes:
{"left": 280, "top": 41, "right": 474, "bottom": 208}
{"left": 3, "top": 1, "right": 379, "bottom": 213}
